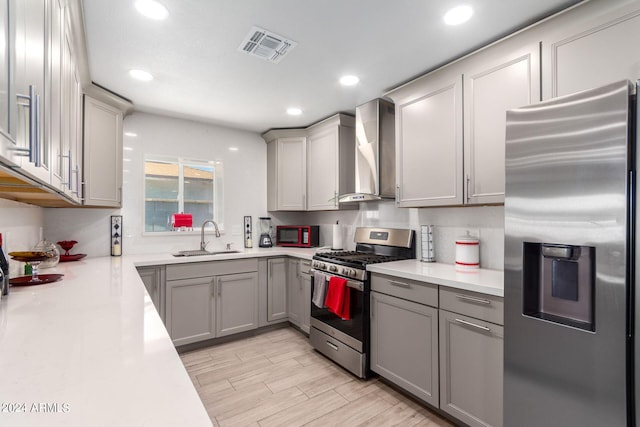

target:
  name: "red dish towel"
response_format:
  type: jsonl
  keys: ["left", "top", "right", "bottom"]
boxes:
{"left": 324, "top": 276, "right": 351, "bottom": 320}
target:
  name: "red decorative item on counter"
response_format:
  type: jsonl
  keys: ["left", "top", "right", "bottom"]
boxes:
{"left": 57, "top": 240, "right": 78, "bottom": 256}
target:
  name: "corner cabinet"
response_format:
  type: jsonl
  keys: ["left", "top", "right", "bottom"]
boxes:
{"left": 263, "top": 129, "right": 307, "bottom": 211}
{"left": 287, "top": 258, "right": 311, "bottom": 333}
{"left": 306, "top": 114, "right": 354, "bottom": 211}
{"left": 136, "top": 265, "right": 165, "bottom": 320}
{"left": 82, "top": 95, "right": 123, "bottom": 207}
{"left": 262, "top": 113, "right": 355, "bottom": 212}
{"left": 266, "top": 257, "right": 288, "bottom": 322}
{"left": 388, "top": 41, "right": 539, "bottom": 207}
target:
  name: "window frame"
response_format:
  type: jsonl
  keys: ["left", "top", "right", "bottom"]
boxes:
{"left": 142, "top": 155, "right": 224, "bottom": 236}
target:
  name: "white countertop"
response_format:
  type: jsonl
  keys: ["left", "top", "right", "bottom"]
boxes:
{"left": 0, "top": 256, "right": 213, "bottom": 426}
{"left": 367, "top": 260, "right": 504, "bottom": 297}
{"left": 0, "top": 247, "right": 503, "bottom": 426}
{"left": 0, "top": 246, "right": 323, "bottom": 426}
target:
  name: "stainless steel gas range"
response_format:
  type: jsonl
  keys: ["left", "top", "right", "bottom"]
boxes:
{"left": 310, "top": 227, "right": 415, "bottom": 378}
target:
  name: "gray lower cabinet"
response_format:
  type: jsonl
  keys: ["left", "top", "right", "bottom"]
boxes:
{"left": 439, "top": 287, "right": 503, "bottom": 427}
{"left": 267, "top": 258, "right": 288, "bottom": 322}
{"left": 166, "top": 276, "right": 216, "bottom": 346}
{"left": 216, "top": 272, "right": 259, "bottom": 337}
{"left": 288, "top": 258, "right": 312, "bottom": 332}
{"left": 370, "top": 290, "right": 439, "bottom": 407}
{"left": 439, "top": 309, "right": 503, "bottom": 427}
{"left": 165, "top": 259, "right": 259, "bottom": 346}
{"left": 136, "top": 265, "right": 165, "bottom": 320}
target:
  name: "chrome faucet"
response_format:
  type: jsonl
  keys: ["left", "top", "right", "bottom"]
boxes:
{"left": 200, "top": 220, "right": 221, "bottom": 251}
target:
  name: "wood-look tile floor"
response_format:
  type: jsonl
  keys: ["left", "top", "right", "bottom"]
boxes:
{"left": 180, "top": 327, "right": 456, "bottom": 427}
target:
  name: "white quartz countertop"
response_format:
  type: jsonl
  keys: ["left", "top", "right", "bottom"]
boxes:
{"left": 0, "top": 246, "right": 324, "bottom": 426}
{"left": 0, "top": 256, "right": 213, "bottom": 427}
{"left": 367, "top": 260, "right": 504, "bottom": 297}
{"left": 130, "top": 246, "right": 319, "bottom": 267}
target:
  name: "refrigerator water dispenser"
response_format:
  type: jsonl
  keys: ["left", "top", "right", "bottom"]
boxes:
{"left": 522, "top": 242, "right": 595, "bottom": 332}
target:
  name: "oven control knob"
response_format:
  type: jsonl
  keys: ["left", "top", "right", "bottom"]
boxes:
{"left": 329, "top": 265, "right": 338, "bottom": 272}
{"left": 349, "top": 269, "right": 357, "bottom": 278}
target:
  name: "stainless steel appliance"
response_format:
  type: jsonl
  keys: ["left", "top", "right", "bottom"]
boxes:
{"left": 338, "top": 99, "right": 395, "bottom": 203}
{"left": 276, "top": 225, "right": 320, "bottom": 247}
{"left": 504, "top": 80, "right": 637, "bottom": 426}
{"left": 310, "top": 227, "right": 415, "bottom": 378}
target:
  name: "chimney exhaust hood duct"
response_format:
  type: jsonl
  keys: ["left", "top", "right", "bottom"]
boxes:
{"left": 338, "top": 98, "right": 395, "bottom": 203}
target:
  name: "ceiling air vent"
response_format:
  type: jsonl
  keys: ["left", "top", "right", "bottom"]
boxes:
{"left": 238, "top": 26, "right": 297, "bottom": 63}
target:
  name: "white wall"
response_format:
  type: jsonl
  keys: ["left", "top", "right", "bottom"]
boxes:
{"left": 44, "top": 112, "right": 267, "bottom": 256}
{"left": 43, "top": 111, "right": 504, "bottom": 269}
{"left": 271, "top": 202, "right": 505, "bottom": 270}
{"left": 0, "top": 199, "right": 45, "bottom": 277}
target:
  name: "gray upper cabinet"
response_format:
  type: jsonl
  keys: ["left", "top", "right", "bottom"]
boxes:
{"left": 263, "top": 129, "right": 307, "bottom": 211}
{"left": 83, "top": 95, "right": 122, "bottom": 207}
{"left": 267, "top": 257, "right": 288, "bottom": 322}
{"left": 0, "top": 0, "right": 10, "bottom": 143}
{"left": 542, "top": 2, "right": 640, "bottom": 100}
{"left": 389, "top": 39, "right": 540, "bottom": 208}
{"left": 463, "top": 43, "right": 540, "bottom": 205}
{"left": 306, "top": 114, "right": 354, "bottom": 211}
{"left": 263, "top": 114, "right": 354, "bottom": 212}
{"left": 390, "top": 73, "right": 463, "bottom": 207}
{"left": 12, "top": 0, "right": 50, "bottom": 184}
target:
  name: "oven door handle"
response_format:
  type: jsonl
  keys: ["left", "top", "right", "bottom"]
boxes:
{"left": 311, "top": 270, "right": 364, "bottom": 291}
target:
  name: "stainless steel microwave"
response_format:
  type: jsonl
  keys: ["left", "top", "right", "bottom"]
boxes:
{"left": 276, "top": 225, "right": 320, "bottom": 247}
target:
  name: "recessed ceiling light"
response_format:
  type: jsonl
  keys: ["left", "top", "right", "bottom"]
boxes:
{"left": 129, "top": 69, "right": 154, "bottom": 81}
{"left": 134, "top": 0, "right": 169, "bottom": 20}
{"left": 124, "top": 132, "right": 138, "bottom": 137}
{"left": 339, "top": 75, "right": 360, "bottom": 86}
{"left": 443, "top": 5, "right": 473, "bottom": 26}
{"left": 228, "top": 147, "right": 239, "bottom": 152}
{"left": 124, "top": 146, "right": 134, "bottom": 151}
{"left": 287, "top": 107, "right": 302, "bottom": 116}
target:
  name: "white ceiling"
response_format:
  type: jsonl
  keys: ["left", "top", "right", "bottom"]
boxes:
{"left": 81, "top": 0, "right": 582, "bottom": 133}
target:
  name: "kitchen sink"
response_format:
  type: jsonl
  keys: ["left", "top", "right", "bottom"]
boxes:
{"left": 173, "top": 250, "right": 241, "bottom": 257}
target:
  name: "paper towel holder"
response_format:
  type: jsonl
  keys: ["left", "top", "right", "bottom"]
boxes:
{"left": 332, "top": 221, "right": 343, "bottom": 250}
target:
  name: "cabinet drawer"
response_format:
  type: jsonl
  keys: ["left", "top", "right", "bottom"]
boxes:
{"left": 439, "top": 287, "right": 503, "bottom": 325}
{"left": 167, "top": 259, "right": 258, "bottom": 280}
{"left": 371, "top": 273, "right": 438, "bottom": 307}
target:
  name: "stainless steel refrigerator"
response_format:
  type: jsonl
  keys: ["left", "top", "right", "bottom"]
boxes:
{"left": 504, "top": 79, "right": 637, "bottom": 426}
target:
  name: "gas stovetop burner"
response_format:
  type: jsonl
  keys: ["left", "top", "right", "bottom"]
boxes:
{"left": 315, "top": 251, "right": 408, "bottom": 266}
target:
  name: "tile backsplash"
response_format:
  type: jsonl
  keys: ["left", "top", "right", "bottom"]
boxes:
{"left": 271, "top": 201, "right": 505, "bottom": 270}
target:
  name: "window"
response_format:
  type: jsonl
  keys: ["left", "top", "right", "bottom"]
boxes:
{"left": 144, "top": 156, "right": 224, "bottom": 233}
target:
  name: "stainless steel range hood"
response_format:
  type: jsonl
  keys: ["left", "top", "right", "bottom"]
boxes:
{"left": 338, "top": 98, "right": 395, "bottom": 203}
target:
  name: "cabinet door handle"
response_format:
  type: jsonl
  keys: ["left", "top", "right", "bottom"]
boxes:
{"left": 455, "top": 294, "right": 491, "bottom": 305}
{"left": 455, "top": 318, "right": 491, "bottom": 332}
{"left": 268, "top": 260, "right": 272, "bottom": 279}
{"left": 34, "top": 94, "right": 41, "bottom": 167}
{"left": 326, "top": 341, "right": 339, "bottom": 351}
{"left": 68, "top": 150, "right": 73, "bottom": 191}
{"left": 466, "top": 174, "right": 471, "bottom": 203}
{"left": 217, "top": 278, "right": 221, "bottom": 297}
{"left": 390, "top": 280, "right": 410, "bottom": 288}
{"left": 15, "top": 85, "right": 36, "bottom": 161}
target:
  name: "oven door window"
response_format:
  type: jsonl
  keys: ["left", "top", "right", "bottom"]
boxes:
{"left": 311, "top": 276, "right": 365, "bottom": 343}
